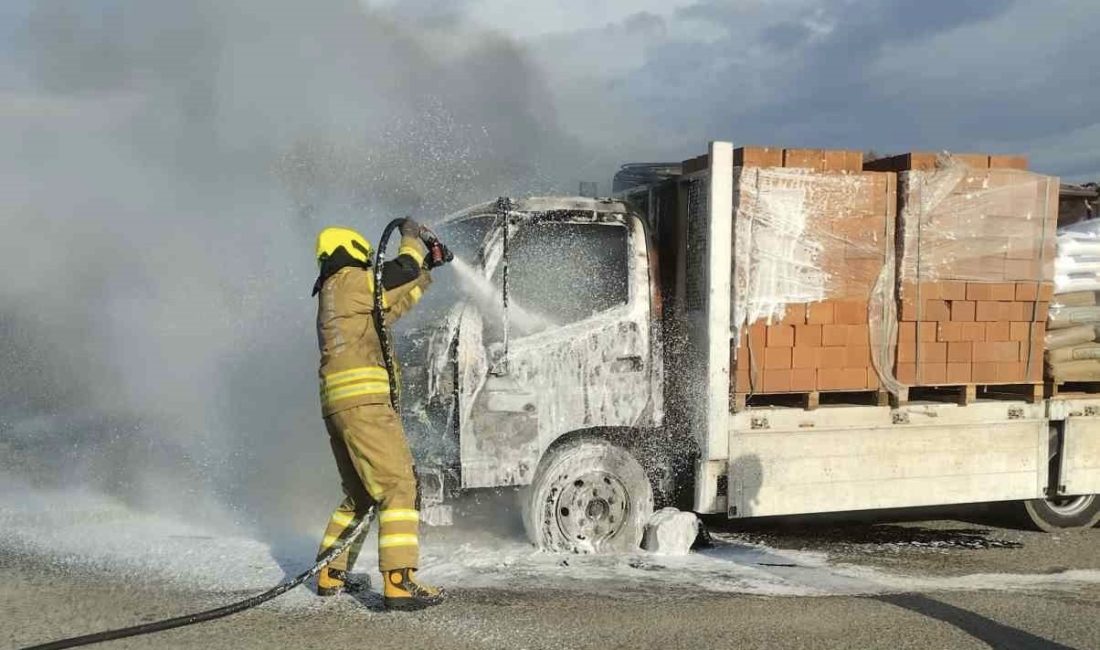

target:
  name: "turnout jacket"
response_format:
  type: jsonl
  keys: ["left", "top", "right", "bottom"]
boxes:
{"left": 316, "top": 234, "right": 431, "bottom": 416}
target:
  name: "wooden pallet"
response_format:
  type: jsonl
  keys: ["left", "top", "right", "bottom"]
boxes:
{"left": 733, "top": 389, "right": 889, "bottom": 412}
{"left": 890, "top": 382, "right": 1043, "bottom": 408}
{"left": 1047, "top": 381, "right": 1100, "bottom": 398}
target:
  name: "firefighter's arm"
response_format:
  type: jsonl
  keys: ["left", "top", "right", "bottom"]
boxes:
{"left": 379, "top": 234, "right": 431, "bottom": 324}
{"left": 394, "top": 233, "right": 428, "bottom": 274}
{"left": 379, "top": 234, "right": 428, "bottom": 288}
{"left": 382, "top": 271, "right": 431, "bottom": 325}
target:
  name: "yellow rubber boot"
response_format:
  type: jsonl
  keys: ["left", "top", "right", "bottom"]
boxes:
{"left": 383, "top": 569, "right": 446, "bottom": 611}
{"left": 317, "top": 569, "right": 370, "bottom": 597}
{"left": 317, "top": 568, "right": 344, "bottom": 597}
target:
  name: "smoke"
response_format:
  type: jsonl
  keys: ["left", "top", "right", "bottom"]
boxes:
{"left": 0, "top": 0, "right": 622, "bottom": 543}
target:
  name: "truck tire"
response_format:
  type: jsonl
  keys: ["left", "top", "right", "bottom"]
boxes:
{"left": 1021, "top": 494, "right": 1100, "bottom": 532}
{"left": 522, "top": 438, "right": 653, "bottom": 553}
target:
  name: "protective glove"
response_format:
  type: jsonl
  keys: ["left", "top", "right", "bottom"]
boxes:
{"left": 425, "top": 240, "right": 453, "bottom": 269}
{"left": 399, "top": 217, "right": 423, "bottom": 238}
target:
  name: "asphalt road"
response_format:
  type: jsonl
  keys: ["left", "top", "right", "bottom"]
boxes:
{"left": 3, "top": 505, "right": 1098, "bottom": 650}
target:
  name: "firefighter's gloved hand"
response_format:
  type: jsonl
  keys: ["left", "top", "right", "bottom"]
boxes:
{"left": 399, "top": 217, "right": 423, "bottom": 238}
{"left": 425, "top": 241, "right": 453, "bottom": 269}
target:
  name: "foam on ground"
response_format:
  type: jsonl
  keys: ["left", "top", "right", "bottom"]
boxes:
{"left": 3, "top": 481, "right": 1098, "bottom": 612}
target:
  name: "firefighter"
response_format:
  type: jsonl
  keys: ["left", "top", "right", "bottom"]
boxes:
{"left": 311, "top": 219, "right": 448, "bottom": 611}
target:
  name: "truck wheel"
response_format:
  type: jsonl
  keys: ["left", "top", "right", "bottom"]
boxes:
{"left": 1022, "top": 494, "right": 1100, "bottom": 532}
{"left": 523, "top": 439, "right": 653, "bottom": 553}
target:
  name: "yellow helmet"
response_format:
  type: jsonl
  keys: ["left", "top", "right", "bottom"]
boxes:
{"left": 315, "top": 226, "right": 373, "bottom": 267}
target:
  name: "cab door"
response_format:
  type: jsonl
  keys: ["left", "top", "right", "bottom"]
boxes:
{"left": 458, "top": 215, "right": 656, "bottom": 488}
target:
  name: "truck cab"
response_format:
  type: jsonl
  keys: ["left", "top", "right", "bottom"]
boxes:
{"left": 398, "top": 197, "right": 668, "bottom": 552}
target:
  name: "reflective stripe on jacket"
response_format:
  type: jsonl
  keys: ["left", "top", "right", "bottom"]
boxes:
{"left": 317, "top": 234, "right": 430, "bottom": 416}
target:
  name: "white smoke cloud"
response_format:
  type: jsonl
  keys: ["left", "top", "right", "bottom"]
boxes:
{"left": 0, "top": 0, "right": 618, "bottom": 542}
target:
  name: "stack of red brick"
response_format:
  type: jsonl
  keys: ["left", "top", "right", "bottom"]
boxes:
{"left": 872, "top": 152, "right": 1059, "bottom": 387}
{"left": 895, "top": 281, "right": 1051, "bottom": 384}
{"left": 729, "top": 146, "right": 895, "bottom": 395}
{"left": 722, "top": 146, "right": 1060, "bottom": 399}
{"left": 736, "top": 300, "right": 883, "bottom": 392}
{"left": 682, "top": 146, "right": 865, "bottom": 174}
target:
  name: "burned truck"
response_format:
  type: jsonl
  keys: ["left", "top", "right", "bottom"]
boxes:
{"left": 398, "top": 144, "right": 1100, "bottom": 554}
{"left": 398, "top": 197, "right": 670, "bottom": 553}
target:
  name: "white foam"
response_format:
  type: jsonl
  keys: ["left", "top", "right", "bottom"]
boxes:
{"left": 641, "top": 508, "right": 699, "bottom": 556}
{"left": 3, "top": 481, "right": 1098, "bottom": 609}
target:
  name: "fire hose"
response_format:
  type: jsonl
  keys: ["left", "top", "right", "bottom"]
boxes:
{"left": 19, "top": 513, "right": 373, "bottom": 650}
{"left": 373, "top": 218, "right": 452, "bottom": 410}
{"left": 21, "top": 218, "right": 451, "bottom": 649}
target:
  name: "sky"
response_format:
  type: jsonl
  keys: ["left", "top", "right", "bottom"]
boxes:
{"left": 384, "top": 0, "right": 1100, "bottom": 181}
{"left": 4, "top": 1, "right": 1098, "bottom": 187}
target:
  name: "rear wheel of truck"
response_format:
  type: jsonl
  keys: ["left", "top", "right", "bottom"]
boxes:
{"left": 1021, "top": 494, "right": 1100, "bottom": 532}
{"left": 522, "top": 438, "right": 653, "bottom": 553}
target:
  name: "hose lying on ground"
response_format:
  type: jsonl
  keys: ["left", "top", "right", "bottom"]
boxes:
{"left": 20, "top": 513, "right": 373, "bottom": 650}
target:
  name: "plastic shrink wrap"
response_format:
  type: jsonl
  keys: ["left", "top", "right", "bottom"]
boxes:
{"left": 729, "top": 149, "right": 1063, "bottom": 399}
{"left": 730, "top": 149, "right": 895, "bottom": 396}
{"left": 883, "top": 156, "right": 1057, "bottom": 389}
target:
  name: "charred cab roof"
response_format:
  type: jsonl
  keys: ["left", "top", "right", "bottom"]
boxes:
{"left": 437, "top": 196, "right": 630, "bottom": 226}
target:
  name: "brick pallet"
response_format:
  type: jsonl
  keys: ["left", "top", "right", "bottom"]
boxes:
{"left": 734, "top": 300, "right": 886, "bottom": 390}
{"left": 732, "top": 299, "right": 893, "bottom": 410}
{"left": 1047, "top": 381, "right": 1100, "bottom": 398}
{"left": 727, "top": 146, "right": 895, "bottom": 409}
{"left": 733, "top": 389, "right": 889, "bottom": 411}
{"left": 720, "top": 147, "right": 1060, "bottom": 409}
{"left": 891, "top": 382, "right": 1044, "bottom": 408}
{"left": 896, "top": 281, "right": 1051, "bottom": 385}
{"left": 875, "top": 151, "right": 1059, "bottom": 389}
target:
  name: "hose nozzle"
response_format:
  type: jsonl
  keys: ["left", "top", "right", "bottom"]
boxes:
{"left": 419, "top": 228, "right": 453, "bottom": 269}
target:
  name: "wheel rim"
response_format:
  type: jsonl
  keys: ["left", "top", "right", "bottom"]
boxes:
{"left": 551, "top": 470, "right": 631, "bottom": 547}
{"left": 1045, "top": 494, "right": 1096, "bottom": 516}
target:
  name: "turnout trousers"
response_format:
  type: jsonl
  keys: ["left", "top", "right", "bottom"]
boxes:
{"left": 315, "top": 404, "right": 420, "bottom": 572}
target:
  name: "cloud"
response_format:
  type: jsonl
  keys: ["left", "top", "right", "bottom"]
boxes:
{"left": 616, "top": 1, "right": 1021, "bottom": 144}
{"left": 510, "top": 0, "right": 1098, "bottom": 179}
{"left": 454, "top": 0, "right": 697, "bottom": 38}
